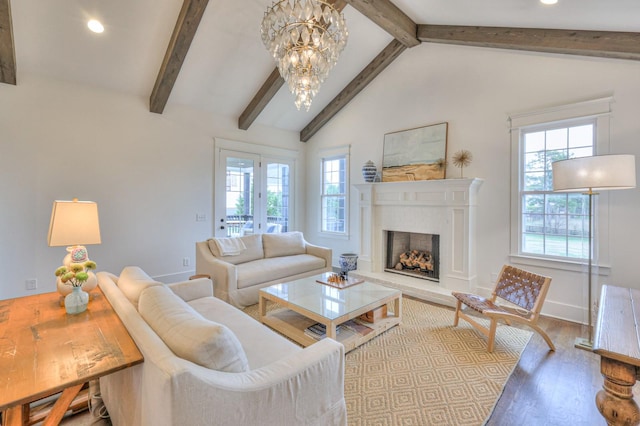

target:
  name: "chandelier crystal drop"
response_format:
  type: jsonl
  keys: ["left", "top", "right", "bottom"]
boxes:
{"left": 261, "top": 0, "right": 348, "bottom": 111}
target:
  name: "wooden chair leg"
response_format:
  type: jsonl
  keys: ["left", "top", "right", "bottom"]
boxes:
{"left": 529, "top": 324, "right": 556, "bottom": 351}
{"left": 453, "top": 300, "right": 462, "bottom": 326}
{"left": 487, "top": 319, "right": 498, "bottom": 353}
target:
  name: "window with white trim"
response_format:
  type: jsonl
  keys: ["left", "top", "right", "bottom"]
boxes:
{"left": 321, "top": 155, "right": 348, "bottom": 234}
{"left": 509, "top": 97, "right": 613, "bottom": 268}
{"left": 521, "top": 120, "right": 594, "bottom": 259}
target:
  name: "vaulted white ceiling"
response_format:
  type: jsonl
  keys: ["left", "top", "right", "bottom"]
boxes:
{"left": 8, "top": 0, "right": 640, "bottom": 134}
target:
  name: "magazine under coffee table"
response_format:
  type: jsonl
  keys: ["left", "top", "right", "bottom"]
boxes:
{"left": 259, "top": 275, "right": 402, "bottom": 352}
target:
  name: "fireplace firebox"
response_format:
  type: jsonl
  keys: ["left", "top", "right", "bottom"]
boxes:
{"left": 385, "top": 231, "right": 440, "bottom": 282}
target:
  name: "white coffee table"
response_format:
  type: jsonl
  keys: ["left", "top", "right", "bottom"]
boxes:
{"left": 259, "top": 275, "right": 402, "bottom": 352}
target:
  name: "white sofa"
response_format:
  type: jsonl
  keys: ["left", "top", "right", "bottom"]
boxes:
{"left": 98, "top": 266, "right": 346, "bottom": 426}
{"left": 195, "top": 231, "right": 331, "bottom": 308}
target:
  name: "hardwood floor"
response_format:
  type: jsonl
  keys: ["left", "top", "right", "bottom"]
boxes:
{"left": 486, "top": 316, "right": 605, "bottom": 425}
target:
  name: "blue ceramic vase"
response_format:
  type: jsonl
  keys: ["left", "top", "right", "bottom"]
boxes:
{"left": 339, "top": 253, "right": 358, "bottom": 275}
{"left": 362, "top": 160, "right": 377, "bottom": 183}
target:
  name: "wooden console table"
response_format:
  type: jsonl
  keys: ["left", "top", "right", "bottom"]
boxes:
{"left": 593, "top": 285, "right": 640, "bottom": 426}
{"left": 0, "top": 287, "right": 143, "bottom": 425}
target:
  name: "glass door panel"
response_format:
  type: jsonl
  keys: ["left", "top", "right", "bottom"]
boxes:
{"left": 265, "top": 161, "right": 291, "bottom": 234}
{"left": 215, "top": 151, "right": 259, "bottom": 237}
{"left": 215, "top": 150, "right": 294, "bottom": 237}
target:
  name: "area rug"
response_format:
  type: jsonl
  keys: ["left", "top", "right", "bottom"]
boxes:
{"left": 245, "top": 297, "right": 532, "bottom": 426}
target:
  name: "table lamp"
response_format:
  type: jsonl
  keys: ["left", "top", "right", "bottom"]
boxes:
{"left": 552, "top": 154, "right": 636, "bottom": 350}
{"left": 48, "top": 198, "right": 101, "bottom": 297}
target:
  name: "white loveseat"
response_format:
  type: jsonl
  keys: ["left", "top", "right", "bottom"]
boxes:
{"left": 195, "top": 231, "right": 331, "bottom": 308}
{"left": 98, "top": 266, "right": 346, "bottom": 426}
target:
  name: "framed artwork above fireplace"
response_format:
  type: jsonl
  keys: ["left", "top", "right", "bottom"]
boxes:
{"left": 382, "top": 122, "right": 448, "bottom": 182}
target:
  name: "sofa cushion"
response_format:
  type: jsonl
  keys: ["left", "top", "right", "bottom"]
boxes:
{"left": 237, "top": 254, "right": 326, "bottom": 289}
{"left": 138, "top": 285, "right": 249, "bottom": 373}
{"left": 117, "top": 266, "right": 163, "bottom": 308}
{"left": 168, "top": 278, "right": 213, "bottom": 301}
{"left": 207, "top": 234, "right": 264, "bottom": 265}
{"left": 262, "top": 232, "right": 305, "bottom": 258}
{"left": 188, "top": 296, "right": 301, "bottom": 369}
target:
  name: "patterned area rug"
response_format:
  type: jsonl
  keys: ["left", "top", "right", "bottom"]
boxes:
{"left": 245, "top": 297, "right": 532, "bottom": 426}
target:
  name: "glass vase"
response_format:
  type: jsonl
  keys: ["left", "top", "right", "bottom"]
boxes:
{"left": 65, "top": 286, "right": 89, "bottom": 315}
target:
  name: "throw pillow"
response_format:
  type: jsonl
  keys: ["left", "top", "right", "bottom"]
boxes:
{"left": 117, "top": 266, "right": 163, "bottom": 308}
{"left": 138, "top": 285, "right": 249, "bottom": 373}
{"left": 262, "top": 231, "right": 306, "bottom": 258}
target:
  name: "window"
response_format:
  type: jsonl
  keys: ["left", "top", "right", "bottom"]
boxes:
{"left": 321, "top": 155, "right": 348, "bottom": 234}
{"left": 509, "top": 97, "right": 613, "bottom": 269}
{"left": 521, "top": 121, "right": 594, "bottom": 259}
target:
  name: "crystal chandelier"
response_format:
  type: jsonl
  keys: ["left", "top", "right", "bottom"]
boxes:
{"left": 261, "top": 0, "right": 348, "bottom": 111}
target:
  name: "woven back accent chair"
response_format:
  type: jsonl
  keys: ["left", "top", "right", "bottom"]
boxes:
{"left": 452, "top": 265, "right": 554, "bottom": 353}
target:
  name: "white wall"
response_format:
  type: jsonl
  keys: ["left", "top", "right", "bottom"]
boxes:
{"left": 2, "top": 45, "right": 638, "bottom": 324}
{"left": 0, "top": 74, "right": 304, "bottom": 300}
{"left": 304, "top": 43, "right": 640, "bottom": 323}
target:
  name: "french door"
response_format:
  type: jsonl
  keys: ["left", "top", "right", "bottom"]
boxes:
{"left": 215, "top": 149, "right": 293, "bottom": 238}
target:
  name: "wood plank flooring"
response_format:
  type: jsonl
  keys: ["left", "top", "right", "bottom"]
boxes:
{"left": 486, "top": 316, "right": 605, "bottom": 425}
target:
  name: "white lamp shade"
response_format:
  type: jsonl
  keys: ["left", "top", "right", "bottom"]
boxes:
{"left": 552, "top": 154, "right": 636, "bottom": 192}
{"left": 48, "top": 199, "right": 102, "bottom": 246}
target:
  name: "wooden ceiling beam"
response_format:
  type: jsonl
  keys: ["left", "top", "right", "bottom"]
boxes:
{"left": 344, "top": 0, "right": 419, "bottom": 48}
{"left": 150, "top": 0, "right": 209, "bottom": 114}
{"left": 417, "top": 25, "right": 640, "bottom": 61}
{"left": 238, "top": 0, "right": 348, "bottom": 130}
{"left": 0, "top": 0, "right": 16, "bottom": 85}
{"left": 300, "top": 39, "right": 406, "bottom": 142}
{"left": 238, "top": 69, "right": 284, "bottom": 130}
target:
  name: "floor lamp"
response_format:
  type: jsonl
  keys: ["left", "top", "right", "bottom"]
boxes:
{"left": 552, "top": 154, "right": 636, "bottom": 351}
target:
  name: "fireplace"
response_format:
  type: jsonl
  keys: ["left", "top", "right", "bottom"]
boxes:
{"left": 385, "top": 231, "right": 440, "bottom": 281}
{"left": 353, "top": 178, "right": 483, "bottom": 304}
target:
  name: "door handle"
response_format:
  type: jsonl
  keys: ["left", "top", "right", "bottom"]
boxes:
{"left": 220, "top": 226, "right": 225, "bottom": 230}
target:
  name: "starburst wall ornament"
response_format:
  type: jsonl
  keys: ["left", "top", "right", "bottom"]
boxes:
{"left": 452, "top": 150, "right": 472, "bottom": 178}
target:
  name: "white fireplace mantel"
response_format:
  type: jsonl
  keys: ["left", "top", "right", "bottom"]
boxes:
{"left": 353, "top": 178, "right": 483, "bottom": 306}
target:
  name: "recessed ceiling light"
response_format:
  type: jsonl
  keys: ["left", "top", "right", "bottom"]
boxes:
{"left": 540, "top": 0, "right": 558, "bottom": 4}
{"left": 87, "top": 19, "right": 104, "bottom": 33}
